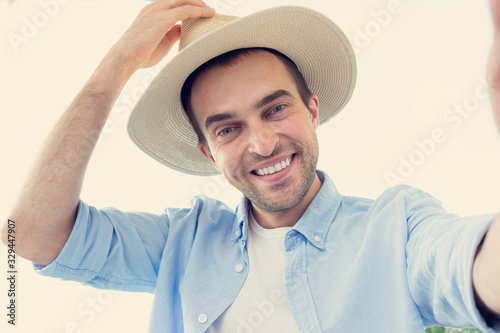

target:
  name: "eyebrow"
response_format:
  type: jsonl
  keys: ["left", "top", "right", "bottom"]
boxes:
{"left": 254, "top": 89, "right": 293, "bottom": 109}
{"left": 204, "top": 89, "right": 294, "bottom": 131}
{"left": 205, "top": 112, "right": 237, "bottom": 131}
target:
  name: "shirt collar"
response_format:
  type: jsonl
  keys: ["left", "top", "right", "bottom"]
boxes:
{"left": 291, "top": 170, "right": 342, "bottom": 250}
{"left": 231, "top": 170, "right": 342, "bottom": 248}
{"left": 231, "top": 196, "right": 250, "bottom": 242}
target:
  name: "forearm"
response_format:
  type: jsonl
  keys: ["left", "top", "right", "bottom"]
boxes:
{"left": 473, "top": 214, "right": 500, "bottom": 316}
{"left": 1, "top": 0, "right": 215, "bottom": 266}
{"left": 2, "top": 47, "right": 136, "bottom": 265}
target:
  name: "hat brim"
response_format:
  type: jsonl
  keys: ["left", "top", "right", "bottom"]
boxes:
{"left": 127, "top": 5, "right": 357, "bottom": 176}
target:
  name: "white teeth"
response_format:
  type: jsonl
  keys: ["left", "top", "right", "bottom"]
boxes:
{"left": 255, "top": 157, "right": 292, "bottom": 176}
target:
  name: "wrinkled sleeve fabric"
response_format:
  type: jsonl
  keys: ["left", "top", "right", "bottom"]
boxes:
{"left": 403, "top": 186, "right": 499, "bottom": 331}
{"left": 33, "top": 200, "right": 169, "bottom": 293}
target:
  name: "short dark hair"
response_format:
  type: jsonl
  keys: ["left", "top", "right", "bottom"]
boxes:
{"left": 181, "top": 47, "right": 312, "bottom": 149}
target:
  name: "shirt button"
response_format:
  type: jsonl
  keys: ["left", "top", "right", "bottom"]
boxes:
{"left": 234, "top": 264, "right": 243, "bottom": 272}
{"left": 198, "top": 314, "right": 207, "bottom": 324}
{"left": 314, "top": 235, "right": 321, "bottom": 242}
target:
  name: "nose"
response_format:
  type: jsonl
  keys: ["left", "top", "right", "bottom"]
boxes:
{"left": 247, "top": 122, "right": 279, "bottom": 156}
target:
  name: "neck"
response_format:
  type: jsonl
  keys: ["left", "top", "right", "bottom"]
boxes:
{"left": 251, "top": 174, "right": 322, "bottom": 229}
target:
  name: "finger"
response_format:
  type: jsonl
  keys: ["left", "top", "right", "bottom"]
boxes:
{"left": 135, "top": 0, "right": 213, "bottom": 33}
{"left": 142, "top": 24, "right": 182, "bottom": 68}
{"left": 118, "top": 1, "right": 215, "bottom": 69}
{"left": 123, "top": 2, "right": 214, "bottom": 47}
{"left": 139, "top": 4, "right": 214, "bottom": 32}
{"left": 142, "top": 0, "right": 214, "bottom": 16}
{"left": 161, "top": 4, "right": 215, "bottom": 26}
{"left": 167, "top": 23, "right": 182, "bottom": 42}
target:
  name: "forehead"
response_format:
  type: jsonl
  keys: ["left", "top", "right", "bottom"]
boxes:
{"left": 190, "top": 50, "right": 297, "bottom": 118}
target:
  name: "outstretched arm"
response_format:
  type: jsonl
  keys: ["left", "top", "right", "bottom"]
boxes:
{"left": 472, "top": 0, "right": 500, "bottom": 318}
{"left": 0, "top": 0, "right": 215, "bottom": 266}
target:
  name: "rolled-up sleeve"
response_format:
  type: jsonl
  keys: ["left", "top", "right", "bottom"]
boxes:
{"left": 34, "top": 200, "right": 169, "bottom": 293}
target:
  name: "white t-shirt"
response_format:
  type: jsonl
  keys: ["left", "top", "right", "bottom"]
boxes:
{"left": 207, "top": 211, "right": 300, "bottom": 333}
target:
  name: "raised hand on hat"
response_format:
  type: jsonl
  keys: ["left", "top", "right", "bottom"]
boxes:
{"left": 488, "top": 0, "right": 500, "bottom": 131}
{"left": 114, "top": 0, "right": 215, "bottom": 70}
{"left": 1, "top": 0, "right": 215, "bottom": 266}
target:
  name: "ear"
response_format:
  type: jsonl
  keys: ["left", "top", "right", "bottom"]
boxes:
{"left": 307, "top": 94, "right": 320, "bottom": 129}
{"left": 198, "top": 142, "right": 219, "bottom": 170}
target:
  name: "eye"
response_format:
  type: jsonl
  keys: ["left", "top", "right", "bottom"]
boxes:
{"left": 217, "top": 127, "right": 235, "bottom": 136}
{"left": 269, "top": 104, "right": 285, "bottom": 115}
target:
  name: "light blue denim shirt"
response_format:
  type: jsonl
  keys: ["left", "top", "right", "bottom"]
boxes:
{"left": 35, "top": 171, "right": 499, "bottom": 332}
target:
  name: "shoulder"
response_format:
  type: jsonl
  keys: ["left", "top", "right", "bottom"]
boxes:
{"left": 163, "top": 195, "right": 237, "bottom": 225}
{"left": 336, "top": 185, "right": 445, "bottom": 225}
{"left": 338, "top": 184, "right": 437, "bottom": 210}
{"left": 373, "top": 184, "right": 442, "bottom": 210}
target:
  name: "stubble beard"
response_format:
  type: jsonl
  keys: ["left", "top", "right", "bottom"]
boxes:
{"left": 229, "top": 139, "right": 319, "bottom": 214}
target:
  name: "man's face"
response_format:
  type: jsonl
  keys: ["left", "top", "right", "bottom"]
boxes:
{"left": 191, "top": 50, "right": 320, "bottom": 213}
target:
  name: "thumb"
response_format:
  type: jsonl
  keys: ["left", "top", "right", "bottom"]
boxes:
{"left": 141, "top": 24, "right": 182, "bottom": 68}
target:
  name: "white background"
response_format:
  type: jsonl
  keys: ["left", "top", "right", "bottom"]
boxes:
{"left": 1, "top": 0, "right": 499, "bottom": 332}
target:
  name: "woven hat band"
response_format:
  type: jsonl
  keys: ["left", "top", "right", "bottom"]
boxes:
{"left": 179, "top": 14, "right": 239, "bottom": 50}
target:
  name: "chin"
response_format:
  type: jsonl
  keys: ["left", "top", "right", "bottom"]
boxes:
{"left": 253, "top": 196, "right": 304, "bottom": 214}
{"left": 244, "top": 175, "right": 312, "bottom": 214}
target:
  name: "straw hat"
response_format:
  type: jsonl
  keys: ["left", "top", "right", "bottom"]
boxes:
{"left": 127, "top": 5, "right": 357, "bottom": 176}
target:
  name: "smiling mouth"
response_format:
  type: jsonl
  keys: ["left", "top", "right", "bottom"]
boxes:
{"left": 253, "top": 155, "right": 294, "bottom": 176}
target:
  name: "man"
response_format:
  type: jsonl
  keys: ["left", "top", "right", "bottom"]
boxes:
{"left": 2, "top": 0, "right": 500, "bottom": 332}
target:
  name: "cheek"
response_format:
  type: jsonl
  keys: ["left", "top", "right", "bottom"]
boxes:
{"left": 286, "top": 122, "right": 315, "bottom": 140}
{"left": 213, "top": 144, "right": 249, "bottom": 177}
{"left": 212, "top": 147, "right": 235, "bottom": 172}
